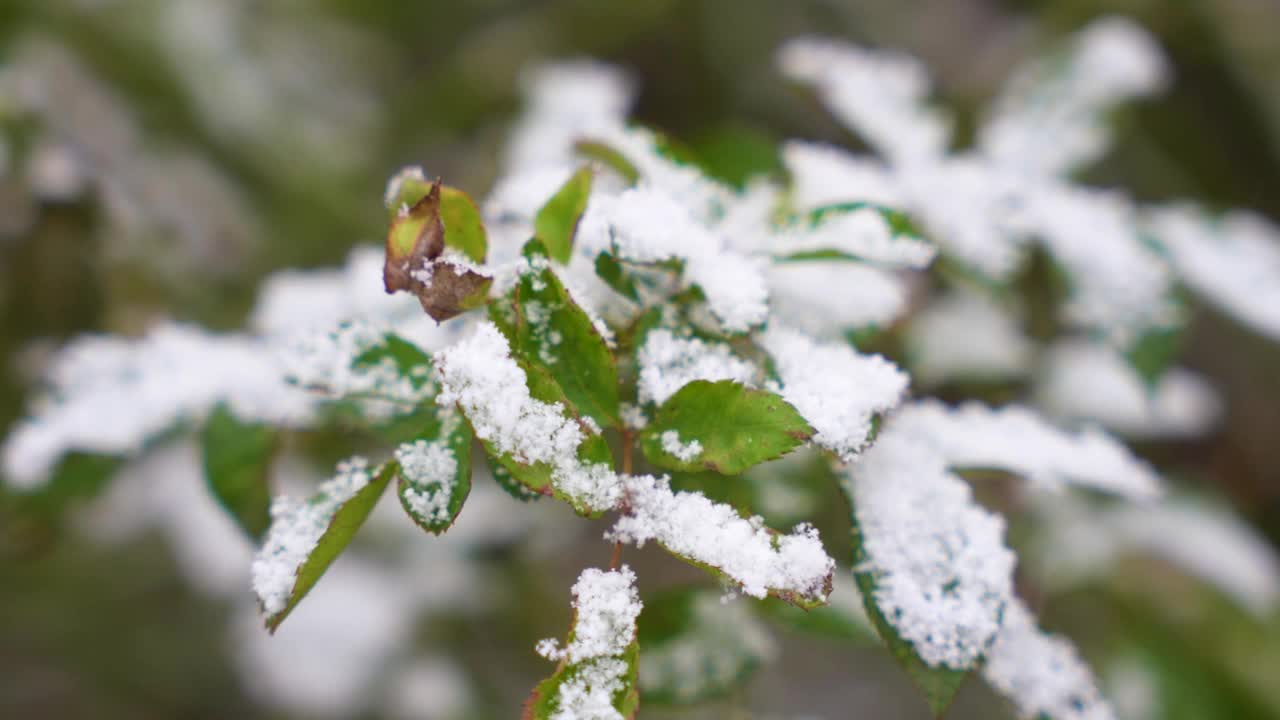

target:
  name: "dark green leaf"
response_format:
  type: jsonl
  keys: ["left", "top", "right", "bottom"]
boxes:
{"left": 535, "top": 166, "right": 593, "bottom": 264}
{"left": 265, "top": 462, "right": 396, "bottom": 632}
{"left": 574, "top": 139, "right": 640, "bottom": 185}
{"left": 1126, "top": 323, "right": 1184, "bottom": 389}
{"left": 594, "top": 251, "right": 640, "bottom": 302}
{"left": 396, "top": 413, "right": 473, "bottom": 534}
{"left": 201, "top": 404, "right": 275, "bottom": 541}
{"left": 640, "top": 380, "right": 812, "bottom": 474}
{"left": 500, "top": 239, "right": 620, "bottom": 428}
{"left": 849, "top": 516, "right": 969, "bottom": 716}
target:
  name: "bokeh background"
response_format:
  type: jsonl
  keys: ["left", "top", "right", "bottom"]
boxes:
{"left": 2, "top": 1, "right": 1279, "bottom": 718}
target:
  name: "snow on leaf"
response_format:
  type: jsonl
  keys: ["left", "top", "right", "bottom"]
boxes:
{"left": 777, "top": 37, "right": 950, "bottom": 165}
{"left": 774, "top": 203, "right": 935, "bottom": 268}
{"left": 394, "top": 410, "right": 473, "bottom": 535}
{"left": 980, "top": 16, "right": 1168, "bottom": 178}
{"left": 577, "top": 185, "right": 768, "bottom": 333}
{"left": 639, "top": 380, "right": 812, "bottom": 475}
{"left": 526, "top": 566, "right": 642, "bottom": 720}
{"left": 433, "top": 322, "right": 622, "bottom": 516}
{"left": 1035, "top": 339, "right": 1220, "bottom": 439}
{"left": 252, "top": 456, "right": 395, "bottom": 631}
{"left": 1149, "top": 204, "right": 1280, "bottom": 343}
{"left": 201, "top": 403, "right": 276, "bottom": 541}
{"left": 766, "top": 260, "right": 909, "bottom": 339}
{"left": 635, "top": 329, "right": 757, "bottom": 406}
{"left": 887, "top": 400, "right": 1163, "bottom": 500}
{"left": 759, "top": 325, "right": 908, "bottom": 462}
{"left": 982, "top": 598, "right": 1117, "bottom": 720}
{"left": 845, "top": 432, "right": 1016, "bottom": 672}
{"left": 490, "top": 240, "right": 620, "bottom": 428}
{"left": 638, "top": 589, "right": 776, "bottom": 705}
{"left": 905, "top": 290, "right": 1034, "bottom": 385}
{"left": 2, "top": 324, "right": 314, "bottom": 490}
{"left": 608, "top": 474, "right": 834, "bottom": 607}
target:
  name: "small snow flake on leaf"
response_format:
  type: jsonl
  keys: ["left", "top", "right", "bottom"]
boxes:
{"left": 251, "top": 457, "right": 395, "bottom": 632}
{"left": 640, "top": 380, "right": 812, "bottom": 475}
{"left": 395, "top": 410, "right": 473, "bottom": 535}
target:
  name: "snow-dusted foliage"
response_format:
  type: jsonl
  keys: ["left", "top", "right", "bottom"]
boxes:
{"left": 5, "top": 12, "right": 1280, "bottom": 720}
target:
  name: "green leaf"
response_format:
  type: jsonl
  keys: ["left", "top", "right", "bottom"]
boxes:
{"left": 489, "top": 456, "right": 543, "bottom": 503}
{"left": 805, "top": 201, "right": 922, "bottom": 239}
{"left": 352, "top": 333, "right": 435, "bottom": 392}
{"left": 848, "top": 516, "right": 969, "bottom": 716}
{"left": 265, "top": 462, "right": 396, "bottom": 632}
{"left": 594, "top": 251, "right": 640, "bottom": 302}
{"left": 499, "top": 239, "right": 620, "bottom": 428}
{"left": 395, "top": 412, "right": 473, "bottom": 535}
{"left": 385, "top": 173, "right": 487, "bottom": 263}
{"left": 640, "top": 380, "right": 812, "bottom": 474}
{"left": 525, "top": 636, "right": 640, "bottom": 720}
{"left": 439, "top": 186, "right": 488, "bottom": 263}
{"left": 1126, "top": 323, "right": 1184, "bottom": 389}
{"left": 535, "top": 166, "right": 593, "bottom": 264}
{"left": 574, "top": 139, "right": 640, "bottom": 185}
{"left": 201, "top": 404, "right": 275, "bottom": 541}
{"left": 638, "top": 588, "right": 771, "bottom": 705}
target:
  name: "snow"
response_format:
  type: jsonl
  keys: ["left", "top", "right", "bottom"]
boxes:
{"left": 1020, "top": 184, "right": 1176, "bottom": 345}
{"left": 781, "top": 141, "right": 903, "bottom": 210}
{"left": 777, "top": 37, "right": 950, "bottom": 165}
{"left": 760, "top": 325, "right": 909, "bottom": 461}
{"left": 395, "top": 433, "right": 460, "bottom": 526}
{"left": 536, "top": 566, "right": 642, "bottom": 720}
{"left": 433, "top": 322, "right": 621, "bottom": 513}
{"left": 771, "top": 205, "right": 935, "bottom": 268}
{"left": 1150, "top": 205, "right": 1280, "bottom": 343}
{"left": 846, "top": 432, "right": 1016, "bottom": 668}
{"left": 251, "top": 456, "right": 377, "bottom": 617}
{"left": 609, "top": 474, "right": 834, "bottom": 603}
{"left": 980, "top": 16, "right": 1168, "bottom": 177}
{"left": 767, "top": 261, "right": 909, "bottom": 338}
{"left": 907, "top": 290, "right": 1034, "bottom": 384}
{"left": 659, "top": 430, "right": 702, "bottom": 462}
{"left": 2, "top": 323, "right": 314, "bottom": 489}
{"left": 636, "top": 329, "right": 757, "bottom": 406}
{"left": 1033, "top": 495, "right": 1280, "bottom": 617}
{"left": 983, "top": 598, "right": 1116, "bottom": 720}
{"left": 578, "top": 186, "right": 769, "bottom": 332}
{"left": 1036, "top": 340, "right": 1221, "bottom": 438}
{"left": 887, "top": 400, "right": 1163, "bottom": 500}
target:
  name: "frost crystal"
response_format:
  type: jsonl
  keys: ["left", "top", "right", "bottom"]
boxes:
{"left": 760, "top": 325, "right": 908, "bottom": 461}
{"left": 983, "top": 599, "right": 1116, "bottom": 720}
{"left": 609, "top": 475, "right": 833, "bottom": 603}
{"left": 636, "top": 329, "right": 757, "bottom": 405}
{"left": 888, "top": 400, "right": 1163, "bottom": 500}
{"left": 537, "top": 566, "right": 642, "bottom": 720}
{"left": 847, "top": 433, "right": 1016, "bottom": 668}
{"left": 659, "top": 430, "right": 702, "bottom": 462}
{"left": 251, "top": 457, "right": 375, "bottom": 616}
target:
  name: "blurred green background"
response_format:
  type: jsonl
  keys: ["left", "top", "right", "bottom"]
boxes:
{"left": 2, "top": 0, "right": 1279, "bottom": 718}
